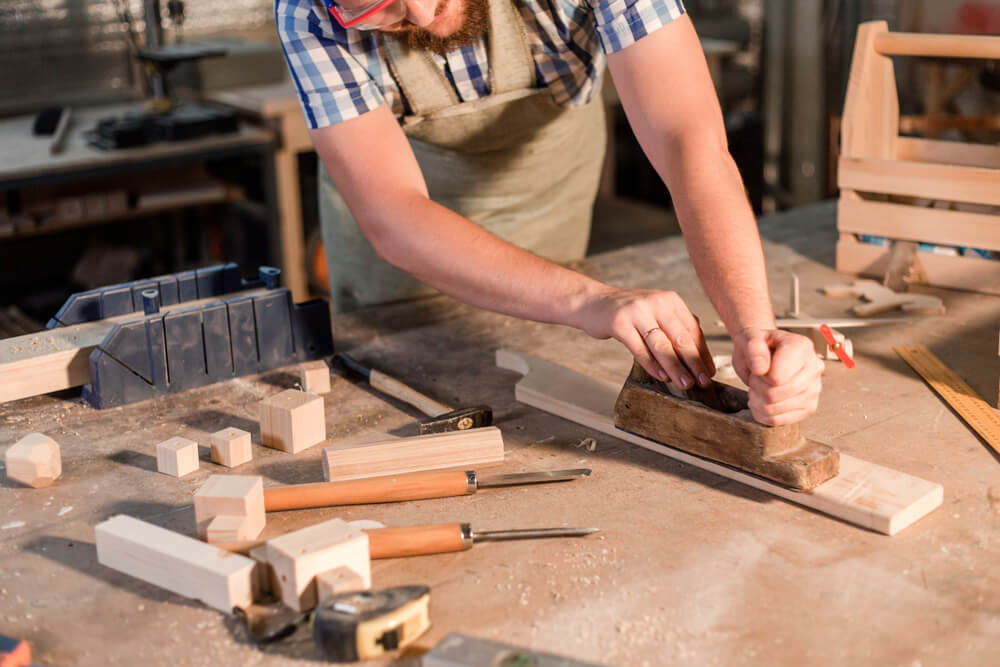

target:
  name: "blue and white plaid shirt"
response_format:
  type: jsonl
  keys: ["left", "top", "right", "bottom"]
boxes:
{"left": 276, "top": 0, "right": 685, "bottom": 129}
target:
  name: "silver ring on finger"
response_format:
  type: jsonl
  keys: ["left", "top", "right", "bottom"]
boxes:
{"left": 643, "top": 327, "right": 662, "bottom": 340}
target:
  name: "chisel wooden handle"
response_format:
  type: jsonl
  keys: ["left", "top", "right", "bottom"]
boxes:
{"left": 368, "top": 369, "right": 452, "bottom": 417}
{"left": 262, "top": 470, "right": 474, "bottom": 511}
{"left": 366, "top": 523, "right": 471, "bottom": 559}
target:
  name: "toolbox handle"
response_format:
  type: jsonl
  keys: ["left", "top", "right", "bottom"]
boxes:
{"left": 874, "top": 32, "right": 1000, "bottom": 59}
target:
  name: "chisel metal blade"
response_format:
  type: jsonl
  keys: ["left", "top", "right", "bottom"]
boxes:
{"left": 472, "top": 527, "right": 600, "bottom": 542}
{"left": 476, "top": 468, "right": 591, "bottom": 488}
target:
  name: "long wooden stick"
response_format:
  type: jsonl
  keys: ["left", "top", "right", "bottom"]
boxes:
{"left": 495, "top": 349, "right": 942, "bottom": 536}
{"left": 0, "top": 289, "right": 266, "bottom": 403}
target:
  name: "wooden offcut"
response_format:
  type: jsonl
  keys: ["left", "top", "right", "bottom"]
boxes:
{"left": 5, "top": 432, "right": 61, "bottom": 488}
{"left": 95, "top": 514, "right": 256, "bottom": 613}
{"left": 322, "top": 428, "right": 505, "bottom": 482}
{"left": 614, "top": 363, "right": 839, "bottom": 490}
{"left": 208, "top": 428, "right": 253, "bottom": 468}
{"left": 155, "top": 436, "right": 199, "bottom": 478}
{"left": 497, "top": 349, "right": 943, "bottom": 535}
{"left": 265, "top": 517, "right": 371, "bottom": 612}
{"left": 258, "top": 388, "right": 326, "bottom": 454}
{"left": 299, "top": 360, "right": 331, "bottom": 394}
{"left": 193, "top": 475, "right": 265, "bottom": 542}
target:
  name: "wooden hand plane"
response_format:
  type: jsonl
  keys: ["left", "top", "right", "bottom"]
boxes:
{"left": 613, "top": 363, "right": 839, "bottom": 490}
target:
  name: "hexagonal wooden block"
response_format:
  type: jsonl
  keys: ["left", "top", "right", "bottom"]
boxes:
{"left": 258, "top": 389, "right": 325, "bottom": 454}
{"left": 209, "top": 428, "right": 252, "bottom": 468}
{"left": 5, "top": 432, "right": 61, "bottom": 488}
{"left": 299, "top": 360, "right": 331, "bottom": 394}
{"left": 156, "top": 436, "right": 199, "bottom": 478}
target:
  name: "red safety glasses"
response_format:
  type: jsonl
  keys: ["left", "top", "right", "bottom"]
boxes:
{"left": 327, "top": 0, "right": 408, "bottom": 29}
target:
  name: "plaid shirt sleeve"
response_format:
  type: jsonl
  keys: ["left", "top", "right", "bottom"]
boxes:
{"left": 275, "top": 0, "right": 385, "bottom": 128}
{"left": 588, "top": 0, "right": 686, "bottom": 54}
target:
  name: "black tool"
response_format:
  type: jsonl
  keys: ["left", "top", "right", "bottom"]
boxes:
{"left": 336, "top": 353, "right": 492, "bottom": 434}
{"left": 45, "top": 263, "right": 334, "bottom": 408}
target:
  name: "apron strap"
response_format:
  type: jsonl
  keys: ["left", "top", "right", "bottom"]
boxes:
{"left": 384, "top": 0, "right": 537, "bottom": 118}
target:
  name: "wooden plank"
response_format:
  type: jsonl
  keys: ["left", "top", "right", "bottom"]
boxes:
{"left": 836, "top": 236, "right": 1000, "bottom": 295}
{"left": 322, "top": 428, "right": 505, "bottom": 482}
{"left": 95, "top": 514, "right": 256, "bottom": 613}
{"left": 895, "top": 136, "right": 1000, "bottom": 170}
{"left": 0, "top": 288, "right": 267, "bottom": 404}
{"left": 838, "top": 196, "right": 1000, "bottom": 252}
{"left": 838, "top": 157, "right": 1000, "bottom": 207}
{"left": 495, "top": 349, "right": 942, "bottom": 536}
{"left": 841, "top": 21, "right": 898, "bottom": 160}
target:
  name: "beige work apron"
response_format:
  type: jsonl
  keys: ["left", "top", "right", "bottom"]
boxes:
{"left": 319, "top": 0, "right": 606, "bottom": 312}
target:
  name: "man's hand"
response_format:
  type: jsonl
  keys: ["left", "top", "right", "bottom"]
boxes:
{"left": 732, "top": 328, "right": 823, "bottom": 426}
{"left": 575, "top": 287, "right": 716, "bottom": 390}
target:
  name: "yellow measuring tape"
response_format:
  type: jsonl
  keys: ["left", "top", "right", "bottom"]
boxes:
{"left": 895, "top": 345, "right": 1000, "bottom": 458}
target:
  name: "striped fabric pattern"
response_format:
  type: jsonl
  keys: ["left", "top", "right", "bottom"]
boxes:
{"left": 276, "top": 0, "right": 685, "bottom": 128}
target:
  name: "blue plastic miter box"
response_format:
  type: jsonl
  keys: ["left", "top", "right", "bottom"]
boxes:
{"left": 45, "top": 263, "right": 334, "bottom": 409}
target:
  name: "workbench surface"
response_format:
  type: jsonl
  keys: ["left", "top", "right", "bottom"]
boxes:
{"left": 3, "top": 202, "right": 999, "bottom": 665}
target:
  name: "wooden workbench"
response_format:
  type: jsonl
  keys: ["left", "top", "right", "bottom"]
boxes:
{"left": 2, "top": 202, "right": 999, "bottom": 665}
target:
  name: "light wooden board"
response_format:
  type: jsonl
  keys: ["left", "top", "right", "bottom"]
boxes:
{"left": 94, "top": 514, "right": 256, "bottom": 613}
{"left": 838, "top": 156, "right": 1000, "bottom": 207}
{"left": 322, "top": 427, "right": 505, "bottom": 482}
{"left": 495, "top": 349, "right": 942, "bottom": 536}
{"left": 838, "top": 195, "right": 1000, "bottom": 253}
{"left": 894, "top": 136, "right": 1000, "bottom": 170}
{"left": 0, "top": 288, "right": 267, "bottom": 404}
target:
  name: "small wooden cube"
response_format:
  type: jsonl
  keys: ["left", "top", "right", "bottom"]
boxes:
{"left": 316, "top": 566, "right": 367, "bottom": 602}
{"left": 258, "top": 389, "right": 326, "bottom": 454}
{"left": 300, "top": 360, "right": 331, "bottom": 394}
{"left": 6, "top": 432, "right": 61, "bottom": 488}
{"left": 209, "top": 428, "right": 252, "bottom": 468}
{"left": 155, "top": 436, "right": 199, "bottom": 478}
{"left": 266, "top": 518, "right": 370, "bottom": 612}
{"left": 193, "top": 474, "right": 265, "bottom": 541}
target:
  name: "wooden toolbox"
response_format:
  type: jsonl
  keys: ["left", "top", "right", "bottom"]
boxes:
{"left": 837, "top": 21, "right": 1000, "bottom": 294}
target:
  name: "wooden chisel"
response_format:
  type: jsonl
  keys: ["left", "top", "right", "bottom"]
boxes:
{"left": 366, "top": 523, "right": 599, "bottom": 559}
{"left": 221, "top": 523, "right": 599, "bottom": 558}
{"left": 263, "top": 468, "right": 591, "bottom": 511}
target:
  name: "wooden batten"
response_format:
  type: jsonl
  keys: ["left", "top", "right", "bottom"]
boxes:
{"left": 95, "top": 515, "right": 256, "bottom": 613}
{"left": 894, "top": 137, "right": 1000, "bottom": 171}
{"left": 322, "top": 428, "right": 505, "bottom": 482}
{"left": 838, "top": 196, "right": 1000, "bottom": 253}
{"left": 838, "top": 157, "right": 1000, "bottom": 208}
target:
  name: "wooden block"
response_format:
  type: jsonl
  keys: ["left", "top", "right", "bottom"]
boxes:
{"left": 5, "top": 432, "right": 61, "bottom": 488}
{"left": 322, "top": 427, "right": 505, "bottom": 482}
{"left": 95, "top": 514, "right": 256, "bottom": 613}
{"left": 155, "top": 436, "right": 199, "bottom": 478}
{"left": 193, "top": 475, "right": 265, "bottom": 541}
{"left": 265, "top": 518, "right": 371, "bottom": 612}
{"left": 315, "top": 566, "right": 367, "bottom": 602}
{"left": 496, "top": 349, "right": 943, "bottom": 536}
{"left": 209, "top": 428, "right": 253, "bottom": 468}
{"left": 614, "top": 363, "right": 839, "bottom": 491}
{"left": 206, "top": 514, "right": 262, "bottom": 545}
{"left": 300, "top": 360, "right": 331, "bottom": 394}
{"left": 258, "top": 389, "right": 326, "bottom": 454}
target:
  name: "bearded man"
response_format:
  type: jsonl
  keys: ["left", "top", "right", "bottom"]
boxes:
{"left": 275, "top": 0, "right": 824, "bottom": 426}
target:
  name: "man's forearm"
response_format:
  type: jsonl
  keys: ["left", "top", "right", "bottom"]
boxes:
{"left": 354, "top": 191, "right": 609, "bottom": 327}
{"left": 665, "top": 137, "right": 776, "bottom": 336}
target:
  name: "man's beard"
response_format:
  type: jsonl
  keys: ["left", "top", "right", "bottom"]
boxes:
{"left": 390, "top": 0, "right": 489, "bottom": 56}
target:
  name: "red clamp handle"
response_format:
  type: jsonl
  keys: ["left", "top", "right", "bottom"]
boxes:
{"left": 819, "top": 324, "right": 855, "bottom": 369}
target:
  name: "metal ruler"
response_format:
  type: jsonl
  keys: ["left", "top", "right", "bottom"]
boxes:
{"left": 895, "top": 345, "right": 1000, "bottom": 457}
